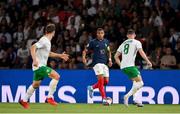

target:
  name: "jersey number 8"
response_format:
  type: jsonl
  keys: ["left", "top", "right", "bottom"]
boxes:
{"left": 124, "top": 44, "right": 129, "bottom": 54}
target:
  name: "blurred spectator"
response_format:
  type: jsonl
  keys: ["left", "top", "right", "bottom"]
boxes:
{"left": 174, "top": 40, "right": 180, "bottom": 68}
{"left": 79, "top": 31, "right": 89, "bottom": 46}
{"left": 161, "top": 1, "right": 176, "bottom": 28}
{"left": 0, "top": 0, "right": 180, "bottom": 69}
{"left": 0, "top": 9, "right": 11, "bottom": 26}
{"left": 35, "top": 20, "right": 44, "bottom": 38}
{"left": 47, "top": 5, "right": 60, "bottom": 24}
{"left": 23, "top": 20, "right": 32, "bottom": 40}
{"left": 0, "top": 26, "right": 12, "bottom": 49}
{"left": 48, "top": 59, "right": 58, "bottom": 69}
{"left": 140, "top": 18, "right": 152, "bottom": 38}
{"left": 66, "top": 11, "right": 81, "bottom": 32}
{"left": 17, "top": 42, "right": 30, "bottom": 67}
{"left": 148, "top": 10, "right": 164, "bottom": 37}
{"left": 169, "top": 27, "right": 180, "bottom": 51}
{"left": 87, "top": 4, "right": 97, "bottom": 16}
{"left": 160, "top": 47, "right": 177, "bottom": 69}
{"left": 13, "top": 24, "right": 24, "bottom": 49}
{"left": 0, "top": 48, "right": 6, "bottom": 68}
{"left": 75, "top": 55, "right": 85, "bottom": 69}
{"left": 150, "top": 47, "right": 162, "bottom": 68}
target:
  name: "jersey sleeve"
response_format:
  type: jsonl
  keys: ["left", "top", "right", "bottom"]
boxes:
{"left": 86, "top": 40, "right": 93, "bottom": 51}
{"left": 106, "top": 39, "right": 110, "bottom": 51}
{"left": 136, "top": 41, "right": 142, "bottom": 50}
{"left": 117, "top": 44, "right": 123, "bottom": 53}
{"left": 35, "top": 39, "right": 46, "bottom": 48}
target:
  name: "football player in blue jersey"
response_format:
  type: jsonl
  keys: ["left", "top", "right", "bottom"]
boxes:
{"left": 82, "top": 28, "right": 112, "bottom": 105}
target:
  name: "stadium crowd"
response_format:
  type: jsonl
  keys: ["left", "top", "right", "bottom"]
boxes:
{"left": 0, "top": 0, "right": 179, "bottom": 69}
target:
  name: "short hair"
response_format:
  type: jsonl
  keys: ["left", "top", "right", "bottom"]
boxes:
{"left": 45, "top": 24, "right": 56, "bottom": 33}
{"left": 127, "top": 29, "right": 135, "bottom": 35}
{"left": 97, "top": 28, "right": 104, "bottom": 31}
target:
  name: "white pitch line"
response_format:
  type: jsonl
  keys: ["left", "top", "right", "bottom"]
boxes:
{"left": 1, "top": 112, "right": 180, "bottom": 114}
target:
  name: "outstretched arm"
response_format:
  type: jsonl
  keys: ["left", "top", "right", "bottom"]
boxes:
{"left": 138, "top": 49, "right": 152, "bottom": 68}
{"left": 49, "top": 51, "right": 69, "bottom": 61}
{"left": 114, "top": 51, "right": 121, "bottom": 67}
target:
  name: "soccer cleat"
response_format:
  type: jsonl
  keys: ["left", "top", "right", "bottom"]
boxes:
{"left": 102, "top": 97, "right": 112, "bottom": 106}
{"left": 46, "top": 97, "right": 58, "bottom": 106}
{"left": 136, "top": 103, "right": 144, "bottom": 107}
{"left": 124, "top": 95, "right": 129, "bottom": 107}
{"left": 19, "top": 100, "right": 29, "bottom": 109}
{"left": 133, "top": 101, "right": 144, "bottom": 107}
{"left": 102, "top": 98, "right": 108, "bottom": 106}
{"left": 87, "top": 86, "right": 94, "bottom": 98}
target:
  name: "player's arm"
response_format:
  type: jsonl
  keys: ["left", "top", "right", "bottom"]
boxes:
{"left": 82, "top": 47, "right": 87, "bottom": 64}
{"left": 30, "top": 44, "right": 38, "bottom": 67}
{"left": 114, "top": 51, "right": 121, "bottom": 67}
{"left": 49, "top": 51, "right": 69, "bottom": 61}
{"left": 107, "top": 46, "right": 112, "bottom": 67}
{"left": 138, "top": 49, "right": 152, "bottom": 68}
{"left": 82, "top": 41, "right": 93, "bottom": 65}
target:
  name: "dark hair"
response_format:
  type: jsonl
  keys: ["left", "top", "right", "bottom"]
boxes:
{"left": 45, "top": 24, "right": 56, "bottom": 33}
{"left": 127, "top": 29, "right": 135, "bottom": 35}
{"left": 97, "top": 27, "right": 104, "bottom": 31}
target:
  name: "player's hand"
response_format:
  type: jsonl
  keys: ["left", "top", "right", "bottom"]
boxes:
{"left": 147, "top": 61, "right": 152, "bottom": 68}
{"left": 108, "top": 61, "right": 113, "bottom": 67}
{"left": 82, "top": 58, "right": 87, "bottom": 65}
{"left": 60, "top": 52, "right": 69, "bottom": 61}
{"left": 33, "top": 59, "right": 39, "bottom": 67}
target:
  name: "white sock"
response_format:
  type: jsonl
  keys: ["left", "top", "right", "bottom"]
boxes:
{"left": 136, "top": 81, "right": 144, "bottom": 89}
{"left": 48, "top": 79, "right": 59, "bottom": 98}
{"left": 133, "top": 81, "right": 144, "bottom": 102}
{"left": 23, "top": 85, "right": 35, "bottom": 102}
{"left": 125, "top": 81, "right": 144, "bottom": 98}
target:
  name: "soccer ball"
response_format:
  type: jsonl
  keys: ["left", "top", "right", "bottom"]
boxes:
{"left": 105, "top": 97, "right": 112, "bottom": 105}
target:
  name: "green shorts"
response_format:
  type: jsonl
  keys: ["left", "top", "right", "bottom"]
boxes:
{"left": 122, "top": 66, "right": 140, "bottom": 79}
{"left": 33, "top": 66, "right": 52, "bottom": 81}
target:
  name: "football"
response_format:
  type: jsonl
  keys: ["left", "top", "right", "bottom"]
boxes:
{"left": 106, "top": 97, "right": 112, "bottom": 105}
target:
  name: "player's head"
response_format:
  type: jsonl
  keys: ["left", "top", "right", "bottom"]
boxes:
{"left": 45, "top": 23, "right": 56, "bottom": 37}
{"left": 96, "top": 28, "right": 104, "bottom": 40}
{"left": 127, "top": 29, "right": 136, "bottom": 39}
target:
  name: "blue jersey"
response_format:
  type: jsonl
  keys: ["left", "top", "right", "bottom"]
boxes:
{"left": 87, "top": 38, "right": 110, "bottom": 66}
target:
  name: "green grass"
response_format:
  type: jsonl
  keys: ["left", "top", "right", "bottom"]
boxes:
{"left": 0, "top": 103, "right": 180, "bottom": 113}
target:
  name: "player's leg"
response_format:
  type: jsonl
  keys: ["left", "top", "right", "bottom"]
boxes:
{"left": 103, "top": 65, "right": 109, "bottom": 86}
{"left": 19, "top": 67, "right": 44, "bottom": 109}
{"left": 88, "top": 64, "right": 107, "bottom": 99}
{"left": 88, "top": 75, "right": 105, "bottom": 99}
{"left": 19, "top": 80, "right": 41, "bottom": 109}
{"left": 88, "top": 64, "right": 100, "bottom": 98}
{"left": 102, "top": 65, "right": 110, "bottom": 105}
{"left": 96, "top": 64, "right": 108, "bottom": 102}
{"left": 131, "top": 76, "right": 144, "bottom": 107}
{"left": 126, "top": 76, "right": 144, "bottom": 98}
{"left": 104, "top": 77, "right": 109, "bottom": 86}
{"left": 124, "top": 76, "right": 144, "bottom": 106}
{"left": 46, "top": 69, "right": 60, "bottom": 106}
{"left": 123, "top": 67, "right": 144, "bottom": 106}
{"left": 90, "top": 76, "right": 109, "bottom": 90}
{"left": 97, "top": 74, "right": 106, "bottom": 99}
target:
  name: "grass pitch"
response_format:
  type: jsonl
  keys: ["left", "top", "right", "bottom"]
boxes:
{"left": 0, "top": 103, "right": 179, "bottom": 114}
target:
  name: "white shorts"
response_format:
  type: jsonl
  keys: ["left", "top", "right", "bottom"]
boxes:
{"left": 93, "top": 63, "right": 109, "bottom": 77}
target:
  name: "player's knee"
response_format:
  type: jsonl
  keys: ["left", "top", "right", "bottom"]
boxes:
{"left": 55, "top": 74, "right": 60, "bottom": 81}
{"left": 104, "top": 80, "right": 109, "bottom": 85}
{"left": 32, "top": 83, "right": 40, "bottom": 89}
{"left": 141, "top": 81, "right": 144, "bottom": 87}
